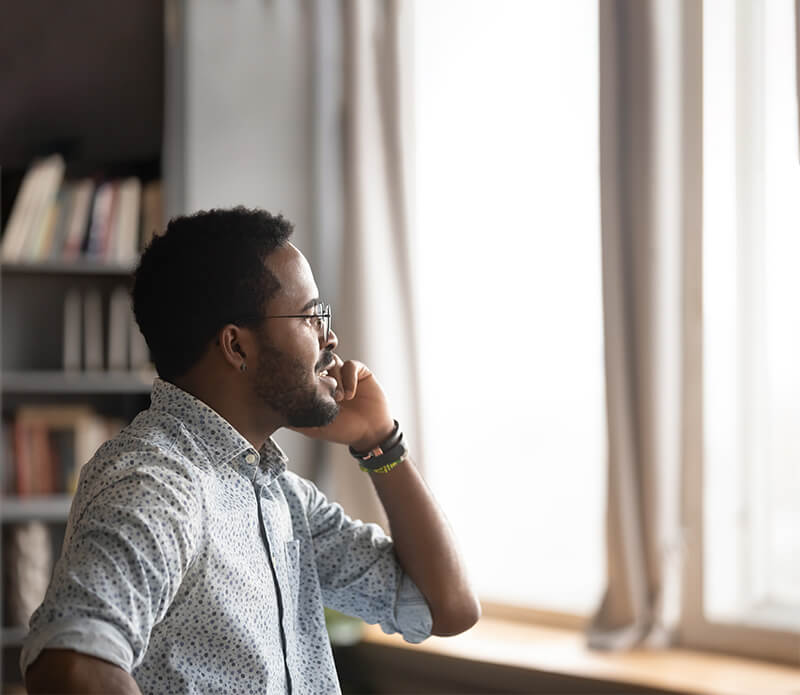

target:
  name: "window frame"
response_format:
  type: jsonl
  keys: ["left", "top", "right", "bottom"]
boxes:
{"left": 680, "top": 0, "right": 800, "bottom": 665}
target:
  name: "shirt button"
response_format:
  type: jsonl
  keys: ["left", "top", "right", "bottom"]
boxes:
{"left": 245, "top": 453, "right": 256, "bottom": 464}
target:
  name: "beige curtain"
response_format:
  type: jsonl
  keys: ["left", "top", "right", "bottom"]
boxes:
{"left": 588, "top": 0, "right": 701, "bottom": 650}
{"left": 313, "top": 0, "right": 422, "bottom": 529}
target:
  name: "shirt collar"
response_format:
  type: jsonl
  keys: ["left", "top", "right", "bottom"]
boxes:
{"left": 150, "top": 378, "right": 288, "bottom": 482}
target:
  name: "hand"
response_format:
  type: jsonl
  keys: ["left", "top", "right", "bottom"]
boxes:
{"left": 290, "top": 355, "right": 395, "bottom": 451}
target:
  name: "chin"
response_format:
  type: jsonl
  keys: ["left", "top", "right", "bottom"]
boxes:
{"left": 285, "top": 399, "right": 339, "bottom": 428}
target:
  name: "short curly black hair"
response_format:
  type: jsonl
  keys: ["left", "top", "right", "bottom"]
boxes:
{"left": 132, "top": 206, "right": 294, "bottom": 381}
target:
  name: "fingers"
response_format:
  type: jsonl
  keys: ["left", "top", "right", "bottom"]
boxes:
{"left": 328, "top": 355, "right": 372, "bottom": 401}
{"left": 325, "top": 353, "right": 344, "bottom": 401}
{"left": 339, "top": 361, "right": 359, "bottom": 400}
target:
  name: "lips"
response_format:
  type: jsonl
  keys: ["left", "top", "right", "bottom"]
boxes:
{"left": 316, "top": 358, "right": 337, "bottom": 391}
{"left": 318, "top": 372, "right": 338, "bottom": 393}
{"left": 317, "top": 359, "right": 335, "bottom": 376}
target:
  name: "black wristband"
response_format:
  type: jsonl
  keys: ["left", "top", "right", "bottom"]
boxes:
{"left": 348, "top": 420, "right": 407, "bottom": 469}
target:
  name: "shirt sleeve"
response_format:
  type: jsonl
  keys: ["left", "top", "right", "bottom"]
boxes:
{"left": 20, "top": 450, "right": 202, "bottom": 675}
{"left": 298, "top": 477, "right": 433, "bottom": 644}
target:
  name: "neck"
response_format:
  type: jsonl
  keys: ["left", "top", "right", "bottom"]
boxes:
{"left": 172, "top": 367, "right": 283, "bottom": 450}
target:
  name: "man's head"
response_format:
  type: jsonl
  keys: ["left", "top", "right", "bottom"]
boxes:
{"left": 132, "top": 206, "right": 340, "bottom": 429}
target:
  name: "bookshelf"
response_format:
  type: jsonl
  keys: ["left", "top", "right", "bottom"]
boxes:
{"left": 1, "top": 260, "right": 137, "bottom": 275}
{"left": 0, "top": 2, "right": 168, "bottom": 687}
{"left": 2, "top": 371, "right": 153, "bottom": 395}
{"left": 0, "top": 496, "right": 73, "bottom": 523}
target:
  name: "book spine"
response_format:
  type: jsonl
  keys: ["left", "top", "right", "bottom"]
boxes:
{"left": 63, "top": 288, "right": 83, "bottom": 371}
{"left": 62, "top": 180, "right": 95, "bottom": 260}
{"left": 83, "top": 289, "right": 104, "bottom": 371}
{"left": 13, "top": 420, "right": 32, "bottom": 496}
{"left": 19, "top": 157, "right": 66, "bottom": 260}
{"left": 85, "top": 182, "right": 114, "bottom": 259}
{"left": 107, "top": 286, "right": 130, "bottom": 370}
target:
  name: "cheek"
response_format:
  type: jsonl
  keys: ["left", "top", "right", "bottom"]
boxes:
{"left": 268, "top": 326, "right": 318, "bottom": 370}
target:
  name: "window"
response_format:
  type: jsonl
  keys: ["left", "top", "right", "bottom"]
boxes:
{"left": 412, "top": 1, "right": 605, "bottom": 615}
{"left": 699, "top": 0, "right": 800, "bottom": 657}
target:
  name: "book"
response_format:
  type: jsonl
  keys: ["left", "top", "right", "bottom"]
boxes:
{"left": 1, "top": 154, "right": 66, "bottom": 262}
{"left": 33, "top": 195, "right": 62, "bottom": 260}
{"left": 12, "top": 419, "right": 32, "bottom": 496}
{"left": 85, "top": 181, "right": 115, "bottom": 259}
{"left": 61, "top": 179, "right": 95, "bottom": 260}
{"left": 18, "top": 157, "right": 67, "bottom": 261}
{"left": 63, "top": 288, "right": 82, "bottom": 371}
{"left": 13, "top": 418, "right": 67, "bottom": 496}
{"left": 107, "top": 285, "right": 131, "bottom": 370}
{"left": 140, "top": 179, "right": 163, "bottom": 250}
{"left": 47, "top": 182, "right": 79, "bottom": 259}
{"left": 83, "top": 288, "right": 103, "bottom": 371}
{"left": 49, "top": 427, "right": 76, "bottom": 492}
{"left": 1, "top": 417, "right": 14, "bottom": 495}
{"left": 12, "top": 406, "right": 121, "bottom": 495}
{"left": 29, "top": 422, "right": 55, "bottom": 495}
{"left": 109, "top": 177, "right": 141, "bottom": 265}
{"left": 1, "top": 164, "right": 40, "bottom": 261}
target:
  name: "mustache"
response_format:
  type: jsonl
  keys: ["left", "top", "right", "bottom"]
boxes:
{"left": 315, "top": 349, "right": 335, "bottom": 373}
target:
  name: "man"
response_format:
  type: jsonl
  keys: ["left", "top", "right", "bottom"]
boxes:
{"left": 22, "top": 207, "right": 480, "bottom": 694}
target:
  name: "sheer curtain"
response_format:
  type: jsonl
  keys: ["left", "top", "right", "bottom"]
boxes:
{"left": 588, "top": 0, "right": 700, "bottom": 650}
{"left": 310, "top": 0, "right": 423, "bottom": 527}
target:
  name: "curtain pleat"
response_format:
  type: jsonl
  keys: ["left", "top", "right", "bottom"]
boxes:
{"left": 588, "top": 0, "right": 696, "bottom": 650}
{"left": 315, "top": 0, "right": 422, "bottom": 529}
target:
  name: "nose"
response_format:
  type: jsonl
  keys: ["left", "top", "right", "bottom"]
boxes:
{"left": 322, "top": 328, "right": 338, "bottom": 351}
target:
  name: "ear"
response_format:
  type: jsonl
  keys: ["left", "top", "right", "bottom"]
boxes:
{"left": 217, "top": 324, "right": 255, "bottom": 373}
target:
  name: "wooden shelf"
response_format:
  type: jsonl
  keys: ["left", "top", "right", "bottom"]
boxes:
{"left": 1, "top": 626, "right": 28, "bottom": 648}
{"left": 0, "top": 260, "right": 136, "bottom": 276}
{"left": 1, "top": 495, "right": 72, "bottom": 522}
{"left": 2, "top": 370, "right": 154, "bottom": 394}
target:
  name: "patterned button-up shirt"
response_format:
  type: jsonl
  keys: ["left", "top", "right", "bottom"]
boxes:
{"left": 21, "top": 379, "right": 432, "bottom": 694}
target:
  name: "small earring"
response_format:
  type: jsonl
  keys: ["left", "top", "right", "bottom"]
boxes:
{"left": 240, "top": 363, "right": 247, "bottom": 372}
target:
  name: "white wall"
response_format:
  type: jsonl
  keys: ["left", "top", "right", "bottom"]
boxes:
{"left": 179, "top": 0, "right": 318, "bottom": 471}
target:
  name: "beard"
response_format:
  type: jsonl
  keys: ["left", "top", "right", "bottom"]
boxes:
{"left": 252, "top": 334, "right": 339, "bottom": 428}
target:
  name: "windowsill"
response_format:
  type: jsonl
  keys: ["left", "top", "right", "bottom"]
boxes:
{"left": 360, "top": 617, "right": 800, "bottom": 695}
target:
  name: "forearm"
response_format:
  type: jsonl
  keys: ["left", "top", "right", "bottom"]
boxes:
{"left": 368, "top": 457, "right": 481, "bottom": 636}
{"left": 26, "top": 649, "right": 143, "bottom": 695}
{"left": 294, "top": 360, "right": 480, "bottom": 634}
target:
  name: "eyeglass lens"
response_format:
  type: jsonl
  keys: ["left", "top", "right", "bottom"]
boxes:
{"left": 315, "top": 303, "right": 330, "bottom": 342}
{"left": 323, "top": 304, "right": 331, "bottom": 342}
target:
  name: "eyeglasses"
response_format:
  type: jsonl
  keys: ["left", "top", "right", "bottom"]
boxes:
{"left": 264, "top": 303, "right": 332, "bottom": 343}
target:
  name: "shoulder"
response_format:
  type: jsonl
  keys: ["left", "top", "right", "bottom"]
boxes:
{"left": 71, "top": 426, "right": 205, "bottom": 529}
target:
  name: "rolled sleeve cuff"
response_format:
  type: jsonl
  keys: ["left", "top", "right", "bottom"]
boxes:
{"left": 384, "top": 573, "right": 433, "bottom": 644}
{"left": 20, "top": 617, "right": 135, "bottom": 677}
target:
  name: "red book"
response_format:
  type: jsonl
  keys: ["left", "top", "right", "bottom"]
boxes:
{"left": 29, "top": 423, "right": 52, "bottom": 495}
{"left": 13, "top": 420, "right": 32, "bottom": 496}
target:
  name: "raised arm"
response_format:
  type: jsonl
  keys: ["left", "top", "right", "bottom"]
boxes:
{"left": 293, "top": 357, "right": 481, "bottom": 636}
{"left": 364, "top": 451, "right": 481, "bottom": 635}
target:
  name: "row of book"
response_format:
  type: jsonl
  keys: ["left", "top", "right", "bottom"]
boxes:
{"left": 63, "top": 286, "right": 151, "bottom": 372}
{"left": 1, "top": 154, "right": 163, "bottom": 264}
{"left": 1, "top": 407, "right": 123, "bottom": 496}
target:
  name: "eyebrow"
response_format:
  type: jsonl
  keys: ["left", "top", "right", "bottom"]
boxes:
{"left": 299, "top": 298, "right": 320, "bottom": 313}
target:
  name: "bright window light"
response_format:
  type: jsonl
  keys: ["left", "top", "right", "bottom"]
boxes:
{"left": 413, "top": 0, "right": 605, "bottom": 614}
{"left": 703, "top": 0, "right": 800, "bottom": 630}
